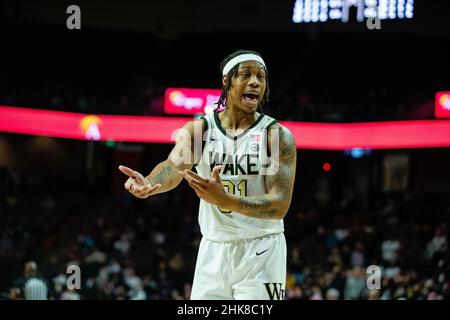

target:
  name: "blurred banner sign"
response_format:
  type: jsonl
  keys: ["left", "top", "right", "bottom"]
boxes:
{"left": 2, "top": 105, "right": 450, "bottom": 149}
{"left": 164, "top": 88, "right": 221, "bottom": 115}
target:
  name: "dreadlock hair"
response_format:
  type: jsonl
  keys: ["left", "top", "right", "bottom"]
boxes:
{"left": 215, "top": 49, "right": 270, "bottom": 112}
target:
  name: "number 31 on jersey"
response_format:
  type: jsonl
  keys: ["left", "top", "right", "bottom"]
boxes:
{"left": 218, "top": 180, "right": 247, "bottom": 213}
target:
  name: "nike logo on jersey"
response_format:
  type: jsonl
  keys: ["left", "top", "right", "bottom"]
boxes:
{"left": 256, "top": 249, "right": 269, "bottom": 256}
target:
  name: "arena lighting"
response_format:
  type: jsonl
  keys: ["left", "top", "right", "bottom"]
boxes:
{"left": 323, "top": 163, "right": 332, "bottom": 172}
{"left": 343, "top": 148, "right": 372, "bottom": 158}
{"left": 1, "top": 106, "right": 450, "bottom": 150}
{"left": 351, "top": 148, "right": 364, "bottom": 158}
{"left": 435, "top": 91, "right": 450, "bottom": 119}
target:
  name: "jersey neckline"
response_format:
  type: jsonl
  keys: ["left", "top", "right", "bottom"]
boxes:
{"left": 213, "top": 111, "right": 265, "bottom": 141}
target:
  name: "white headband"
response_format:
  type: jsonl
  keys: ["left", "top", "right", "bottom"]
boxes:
{"left": 222, "top": 53, "right": 266, "bottom": 75}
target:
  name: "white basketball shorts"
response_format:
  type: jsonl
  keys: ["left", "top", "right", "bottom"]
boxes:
{"left": 190, "top": 232, "right": 287, "bottom": 300}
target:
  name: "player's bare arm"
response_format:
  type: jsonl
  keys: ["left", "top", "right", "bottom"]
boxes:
{"left": 119, "top": 120, "right": 204, "bottom": 198}
{"left": 233, "top": 124, "right": 296, "bottom": 219}
{"left": 180, "top": 124, "right": 296, "bottom": 219}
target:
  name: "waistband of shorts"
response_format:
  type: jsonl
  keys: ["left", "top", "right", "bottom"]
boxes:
{"left": 202, "top": 232, "right": 284, "bottom": 244}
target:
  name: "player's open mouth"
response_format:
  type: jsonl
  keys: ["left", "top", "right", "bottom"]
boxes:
{"left": 242, "top": 93, "right": 259, "bottom": 106}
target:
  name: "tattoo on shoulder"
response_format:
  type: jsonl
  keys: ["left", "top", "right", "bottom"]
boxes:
{"left": 264, "top": 126, "right": 296, "bottom": 194}
{"left": 279, "top": 127, "right": 296, "bottom": 160}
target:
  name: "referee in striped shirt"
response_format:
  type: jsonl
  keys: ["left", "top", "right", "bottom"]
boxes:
{"left": 23, "top": 261, "right": 48, "bottom": 300}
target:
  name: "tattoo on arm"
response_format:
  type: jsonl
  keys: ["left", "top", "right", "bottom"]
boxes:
{"left": 238, "top": 196, "right": 278, "bottom": 218}
{"left": 233, "top": 127, "right": 297, "bottom": 219}
{"left": 147, "top": 164, "right": 175, "bottom": 186}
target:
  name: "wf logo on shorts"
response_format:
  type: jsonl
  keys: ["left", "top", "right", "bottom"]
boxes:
{"left": 264, "top": 283, "right": 285, "bottom": 300}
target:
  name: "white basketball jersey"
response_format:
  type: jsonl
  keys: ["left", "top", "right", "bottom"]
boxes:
{"left": 195, "top": 111, "right": 284, "bottom": 242}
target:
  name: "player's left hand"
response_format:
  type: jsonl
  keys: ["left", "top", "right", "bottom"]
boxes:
{"left": 179, "top": 165, "right": 229, "bottom": 208}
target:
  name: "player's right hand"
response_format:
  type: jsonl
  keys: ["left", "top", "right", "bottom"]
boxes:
{"left": 119, "top": 165, "right": 161, "bottom": 199}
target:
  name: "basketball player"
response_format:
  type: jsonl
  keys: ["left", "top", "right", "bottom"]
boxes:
{"left": 119, "top": 50, "right": 296, "bottom": 300}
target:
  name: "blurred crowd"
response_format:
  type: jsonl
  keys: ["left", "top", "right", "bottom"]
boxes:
{"left": 0, "top": 27, "right": 442, "bottom": 123}
{"left": 284, "top": 194, "right": 449, "bottom": 300}
{"left": 0, "top": 81, "right": 434, "bottom": 123}
{"left": 1, "top": 167, "right": 448, "bottom": 300}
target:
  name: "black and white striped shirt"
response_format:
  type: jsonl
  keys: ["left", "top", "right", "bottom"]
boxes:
{"left": 24, "top": 277, "right": 48, "bottom": 300}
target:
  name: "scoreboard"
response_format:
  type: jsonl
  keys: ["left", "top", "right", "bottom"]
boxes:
{"left": 292, "top": 0, "right": 414, "bottom": 23}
